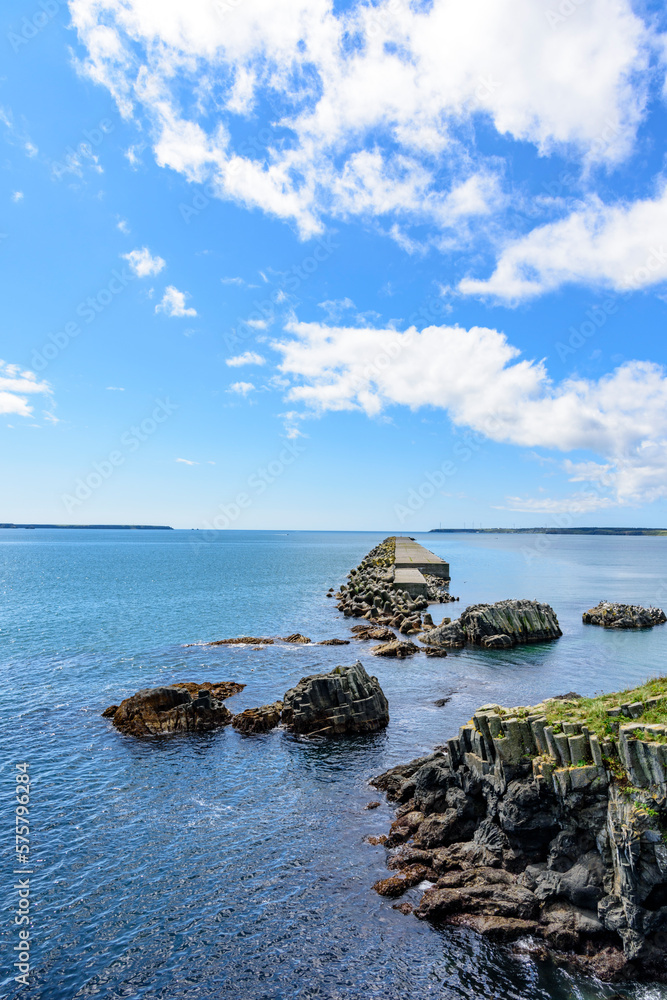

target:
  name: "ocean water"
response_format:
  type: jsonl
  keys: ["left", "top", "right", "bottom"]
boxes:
{"left": 1, "top": 528, "right": 667, "bottom": 1000}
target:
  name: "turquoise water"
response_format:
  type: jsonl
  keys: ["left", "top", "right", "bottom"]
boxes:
{"left": 1, "top": 529, "right": 667, "bottom": 1000}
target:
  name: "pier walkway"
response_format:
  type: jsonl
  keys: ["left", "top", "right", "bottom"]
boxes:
{"left": 392, "top": 537, "right": 449, "bottom": 596}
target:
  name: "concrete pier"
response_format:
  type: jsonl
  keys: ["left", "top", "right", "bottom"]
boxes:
{"left": 392, "top": 538, "right": 449, "bottom": 596}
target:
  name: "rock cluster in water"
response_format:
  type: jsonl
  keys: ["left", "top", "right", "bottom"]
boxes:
{"left": 419, "top": 598, "right": 562, "bottom": 650}
{"left": 109, "top": 663, "right": 389, "bottom": 738}
{"left": 281, "top": 661, "right": 389, "bottom": 734}
{"left": 582, "top": 602, "right": 667, "bottom": 630}
{"left": 103, "top": 681, "right": 245, "bottom": 736}
{"left": 370, "top": 687, "right": 667, "bottom": 981}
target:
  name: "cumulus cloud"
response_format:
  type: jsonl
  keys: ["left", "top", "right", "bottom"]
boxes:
{"left": 272, "top": 319, "right": 667, "bottom": 505}
{"left": 123, "top": 246, "right": 166, "bottom": 277}
{"left": 155, "top": 285, "right": 197, "bottom": 317}
{"left": 68, "top": 0, "right": 653, "bottom": 242}
{"left": 225, "top": 352, "right": 266, "bottom": 367}
{"left": 0, "top": 361, "right": 51, "bottom": 417}
{"left": 460, "top": 185, "right": 667, "bottom": 301}
{"left": 228, "top": 381, "right": 255, "bottom": 395}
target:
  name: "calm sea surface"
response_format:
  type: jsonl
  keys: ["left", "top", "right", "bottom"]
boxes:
{"left": 2, "top": 529, "right": 667, "bottom": 1000}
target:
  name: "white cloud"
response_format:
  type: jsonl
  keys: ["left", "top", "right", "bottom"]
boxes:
{"left": 228, "top": 381, "right": 255, "bottom": 395}
{"left": 245, "top": 317, "right": 268, "bottom": 330}
{"left": 12, "top": 191, "right": 23, "bottom": 202}
{"left": 318, "top": 297, "right": 355, "bottom": 321}
{"left": 155, "top": 285, "right": 197, "bottom": 317}
{"left": 122, "top": 246, "right": 166, "bottom": 277}
{"left": 0, "top": 361, "right": 51, "bottom": 417}
{"left": 176, "top": 457, "right": 199, "bottom": 464}
{"left": 272, "top": 319, "right": 667, "bottom": 504}
{"left": 221, "top": 276, "right": 245, "bottom": 285}
{"left": 106, "top": 385, "right": 125, "bottom": 390}
{"left": 125, "top": 143, "right": 146, "bottom": 167}
{"left": 225, "top": 352, "right": 266, "bottom": 367}
{"left": 68, "top": 0, "right": 654, "bottom": 240}
{"left": 117, "top": 218, "right": 130, "bottom": 234}
{"left": 460, "top": 184, "right": 667, "bottom": 301}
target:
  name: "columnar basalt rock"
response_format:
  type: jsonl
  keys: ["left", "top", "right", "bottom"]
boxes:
{"left": 370, "top": 683, "right": 667, "bottom": 982}
{"left": 419, "top": 599, "right": 562, "bottom": 650}
{"left": 281, "top": 661, "right": 389, "bottom": 734}
{"left": 583, "top": 602, "right": 667, "bottom": 629}
{"left": 103, "top": 681, "right": 245, "bottom": 736}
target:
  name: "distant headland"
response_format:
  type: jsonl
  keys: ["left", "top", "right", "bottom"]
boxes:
{"left": 0, "top": 523, "right": 173, "bottom": 530}
{"left": 430, "top": 526, "right": 667, "bottom": 536}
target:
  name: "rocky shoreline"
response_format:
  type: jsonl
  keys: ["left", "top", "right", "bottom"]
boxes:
{"left": 369, "top": 681, "right": 667, "bottom": 981}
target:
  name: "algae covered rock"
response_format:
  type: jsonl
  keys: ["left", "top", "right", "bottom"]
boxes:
{"left": 582, "top": 601, "right": 666, "bottom": 629}
{"left": 281, "top": 660, "right": 389, "bottom": 734}
{"left": 420, "top": 598, "right": 562, "bottom": 649}
{"left": 104, "top": 681, "right": 244, "bottom": 736}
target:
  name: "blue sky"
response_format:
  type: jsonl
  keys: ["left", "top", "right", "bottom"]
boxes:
{"left": 2, "top": 0, "right": 667, "bottom": 529}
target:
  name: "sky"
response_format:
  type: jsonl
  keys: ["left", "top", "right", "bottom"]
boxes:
{"left": 2, "top": 0, "right": 667, "bottom": 530}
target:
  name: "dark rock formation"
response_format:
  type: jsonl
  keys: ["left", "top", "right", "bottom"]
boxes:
{"left": 318, "top": 638, "right": 350, "bottom": 645}
{"left": 583, "top": 602, "right": 667, "bottom": 629}
{"left": 420, "top": 599, "right": 562, "bottom": 649}
{"left": 370, "top": 640, "right": 419, "bottom": 658}
{"left": 351, "top": 624, "right": 396, "bottom": 641}
{"left": 104, "top": 681, "right": 244, "bottom": 736}
{"left": 281, "top": 661, "right": 389, "bottom": 734}
{"left": 369, "top": 688, "right": 667, "bottom": 982}
{"left": 282, "top": 633, "right": 311, "bottom": 643}
{"left": 232, "top": 702, "right": 283, "bottom": 733}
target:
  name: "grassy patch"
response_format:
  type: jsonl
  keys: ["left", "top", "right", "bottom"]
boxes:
{"left": 534, "top": 677, "right": 667, "bottom": 742}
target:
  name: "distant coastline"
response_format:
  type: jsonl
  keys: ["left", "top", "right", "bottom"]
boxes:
{"left": 430, "top": 527, "right": 667, "bottom": 536}
{"left": 0, "top": 523, "right": 173, "bottom": 530}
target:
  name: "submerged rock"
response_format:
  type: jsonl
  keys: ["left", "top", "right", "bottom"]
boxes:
{"left": 582, "top": 601, "right": 666, "bottom": 629}
{"left": 202, "top": 636, "right": 275, "bottom": 646}
{"left": 420, "top": 599, "right": 562, "bottom": 649}
{"left": 281, "top": 661, "right": 389, "bottom": 734}
{"left": 104, "top": 681, "right": 244, "bottom": 736}
{"left": 232, "top": 702, "right": 283, "bottom": 733}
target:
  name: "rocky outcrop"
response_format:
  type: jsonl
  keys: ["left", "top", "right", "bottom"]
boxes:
{"left": 104, "top": 681, "right": 245, "bottom": 736}
{"left": 583, "top": 602, "right": 667, "bottom": 629}
{"left": 370, "top": 640, "right": 419, "bottom": 658}
{"left": 419, "top": 599, "right": 562, "bottom": 649}
{"left": 369, "top": 685, "right": 667, "bottom": 982}
{"left": 232, "top": 702, "right": 283, "bottom": 733}
{"left": 281, "top": 661, "right": 389, "bottom": 735}
{"left": 282, "top": 633, "right": 311, "bottom": 643}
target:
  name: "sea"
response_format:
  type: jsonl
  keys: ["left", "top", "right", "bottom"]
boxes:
{"left": 1, "top": 528, "right": 667, "bottom": 1000}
